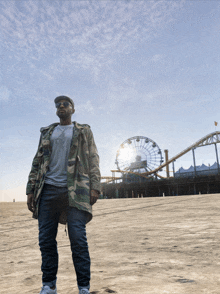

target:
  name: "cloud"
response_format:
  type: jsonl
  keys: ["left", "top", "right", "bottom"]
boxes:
{"left": 102, "top": 76, "right": 138, "bottom": 110}
{"left": 151, "top": 54, "right": 165, "bottom": 63}
{"left": 0, "top": 86, "right": 11, "bottom": 101}
{"left": 1, "top": 0, "right": 184, "bottom": 77}
{"left": 77, "top": 100, "right": 94, "bottom": 114}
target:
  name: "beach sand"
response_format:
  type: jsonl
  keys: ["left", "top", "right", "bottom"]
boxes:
{"left": 0, "top": 194, "right": 220, "bottom": 294}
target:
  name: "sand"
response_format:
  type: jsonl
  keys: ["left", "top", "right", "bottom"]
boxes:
{"left": 0, "top": 194, "right": 220, "bottom": 294}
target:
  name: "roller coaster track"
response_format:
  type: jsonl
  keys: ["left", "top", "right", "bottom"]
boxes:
{"left": 108, "top": 131, "right": 220, "bottom": 179}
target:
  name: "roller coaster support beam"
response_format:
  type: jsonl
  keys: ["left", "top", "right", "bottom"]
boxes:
{"left": 172, "top": 160, "right": 175, "bottom": 175}
{"left": 192, "top": 148, "right": 197, "bottom": 177}
{"left": 214, "top": 143, "right": 220, "bottom": 174}
{"left": 164, "top": 149, "right": 170, "bottom": 178}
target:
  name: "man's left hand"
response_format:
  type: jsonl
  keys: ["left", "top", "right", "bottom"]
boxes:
{"left": 90, "top": 189, "right": 99, "bottom": 205}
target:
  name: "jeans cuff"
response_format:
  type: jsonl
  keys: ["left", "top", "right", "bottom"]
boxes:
{"left": 43, "top": 279, "right": 56, "bottom": 288}
{"left": 78, "top": 284, "right": 90, "bottom": 290}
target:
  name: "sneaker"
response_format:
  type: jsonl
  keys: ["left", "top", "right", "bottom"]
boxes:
{"left": 79, "top": 289, "right": 90, "bottom": 294}
{"left": 39, "top": 285, "right": 57, "bottom": 294}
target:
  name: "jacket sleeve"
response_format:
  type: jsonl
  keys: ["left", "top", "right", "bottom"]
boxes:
{"left": 26, "top": 134, "right": 43, "bottom": 195}
{"left": 87, "top": 128, "right": 101, "bottom": 193}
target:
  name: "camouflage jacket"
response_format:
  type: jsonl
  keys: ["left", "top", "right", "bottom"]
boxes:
{"left": 26, "top": 121, "right": 101, "bottom": 224}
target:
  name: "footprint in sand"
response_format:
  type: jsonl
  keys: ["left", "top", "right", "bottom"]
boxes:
{"left": 104, "top": 289, "right": 117, "bottom": 293}
{"left": 23, "top": 276, "right": 36, "bottom": 286}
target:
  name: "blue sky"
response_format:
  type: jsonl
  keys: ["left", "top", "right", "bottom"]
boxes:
{"left": 1, "top": 0, "right": 220, "bottom": 190}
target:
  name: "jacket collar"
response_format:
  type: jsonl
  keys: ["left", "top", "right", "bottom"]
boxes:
{"left": 40, "top": 121, "right": 89, "bottom": 133}
{"left": 40, "top": 122, "right": 89, "bottom": 143}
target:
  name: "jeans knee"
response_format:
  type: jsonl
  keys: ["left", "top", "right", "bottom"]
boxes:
{"left": 68, "top": 223, "right": 86, "bottom": 240}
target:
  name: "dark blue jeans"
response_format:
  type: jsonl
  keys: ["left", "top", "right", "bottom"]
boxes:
{"left": 38, "top": 183, "right": 90, "bottom": 290}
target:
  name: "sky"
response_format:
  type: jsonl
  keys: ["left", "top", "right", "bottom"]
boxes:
{"left": 1, "top": 0, "right": 220, "bottom": 191}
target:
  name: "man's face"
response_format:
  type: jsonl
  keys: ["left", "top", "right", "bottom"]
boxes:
{"left": 56, "top": 99, "right": 75, "bottom": 119}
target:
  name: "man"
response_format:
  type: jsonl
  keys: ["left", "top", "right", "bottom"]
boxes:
{"left": 26, "top": 96, "right": 101, "bottom": 294}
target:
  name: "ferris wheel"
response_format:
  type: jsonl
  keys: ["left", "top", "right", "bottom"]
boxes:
{"left": 115, "top": 136, "right": 163, "bottom": 174}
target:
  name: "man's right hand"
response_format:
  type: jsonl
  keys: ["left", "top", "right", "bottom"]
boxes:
{"left": 27, "top": 194, "right": 34, "bottom": 212}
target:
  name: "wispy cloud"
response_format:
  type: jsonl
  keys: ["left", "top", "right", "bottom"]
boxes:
{"left": 101, "top": 75, "right": 139, "bottom": 110}
{"left": 0, "top": 86, "right": 11, "bottom": 101}
{"left": 1, "top": 0, "right": 184, "bottom": 77}
{"left": 77, "top": 100, "right": 94, "bottom": 114}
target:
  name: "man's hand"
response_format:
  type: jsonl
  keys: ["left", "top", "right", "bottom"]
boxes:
{"left": 27, "top": 194, "right": 34, "bottom": 212}
{"left": 90, "top": 189, "right": 99, "bottom": 205}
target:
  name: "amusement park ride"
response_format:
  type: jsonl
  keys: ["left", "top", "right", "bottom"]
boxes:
{"left": 101, "top": 131, "right": 220, "bottom": 184}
